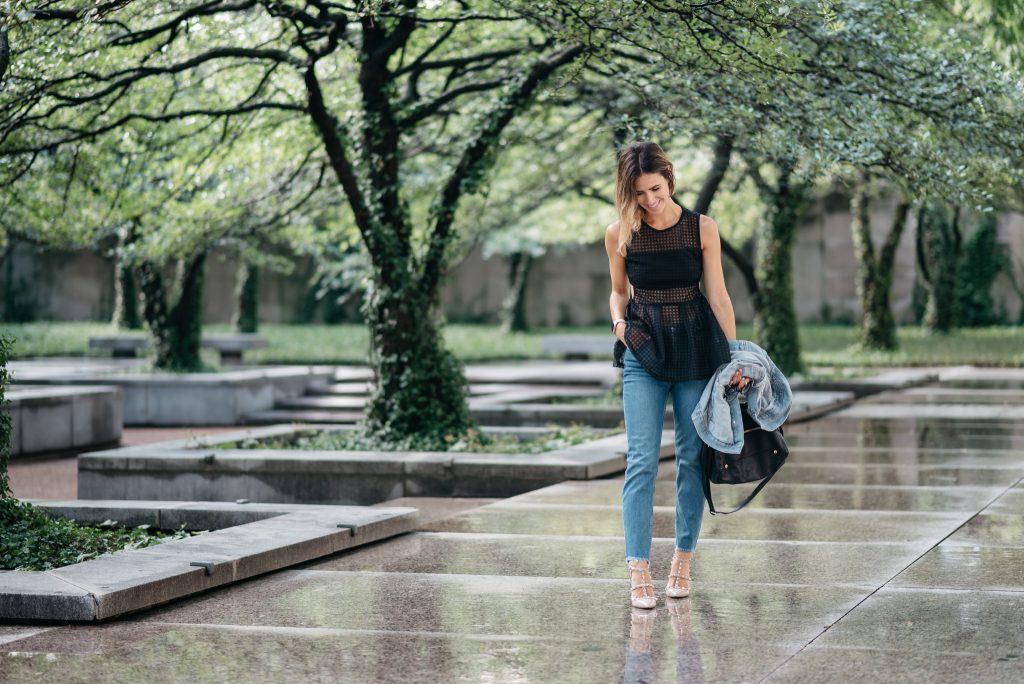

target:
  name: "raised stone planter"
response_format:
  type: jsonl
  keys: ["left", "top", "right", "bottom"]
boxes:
{"left": 78, "top": 424, "right": 672, "bottom": 505}
{"left": 0, "top": 500, "right": 417, "bottom": 622}
{"left": 20, "top": 366, "right": 334, "bottom": 426}
{"left": 2, "top": 385, "right": 122, "bottom": 457}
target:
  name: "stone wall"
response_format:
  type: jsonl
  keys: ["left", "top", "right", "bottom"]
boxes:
{"left": 3, "top": 201, "right": 1022, "bottom": 326}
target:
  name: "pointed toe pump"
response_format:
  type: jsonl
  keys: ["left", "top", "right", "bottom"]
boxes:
{"left": 666, "top": 551, "right": 692, "bottom": 599}
{"left": 628, "top": 560, "right": 657, "bottom": 609}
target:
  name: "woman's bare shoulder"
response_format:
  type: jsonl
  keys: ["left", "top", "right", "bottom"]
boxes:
{"left": 698, "top": 214, "right": 720, "bottom": 249}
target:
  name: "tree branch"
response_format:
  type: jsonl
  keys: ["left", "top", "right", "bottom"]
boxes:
{"left": 398, "top": 77, "right": 508, "bottom": 128}
{"left": 419, "top": 42, "right": 585, "bottom": 296}
{"left": 303, "top": 65, "right": 378, "bottom": 264}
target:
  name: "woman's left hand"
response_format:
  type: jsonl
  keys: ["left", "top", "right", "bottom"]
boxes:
{"left": 729, "top": 369, "right": 751, "bottom": 391}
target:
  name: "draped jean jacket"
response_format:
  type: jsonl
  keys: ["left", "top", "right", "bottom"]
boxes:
{"left": 689, "top": 339, "right": 793, "bottom": 454}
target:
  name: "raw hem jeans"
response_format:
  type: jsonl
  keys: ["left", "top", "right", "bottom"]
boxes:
{"left": 622, "top": 348, "right": 706, "bottom": 562}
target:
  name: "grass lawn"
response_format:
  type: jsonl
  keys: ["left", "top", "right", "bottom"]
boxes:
{"left": 2, "top": 321, "right": 1023, "bottom": 367}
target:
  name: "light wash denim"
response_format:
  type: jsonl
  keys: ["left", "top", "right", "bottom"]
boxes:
{"left": 690, "top": 339, "right": 792, "bottom": 454}
{"left": 622, "top": 348, "right": 706, "bottom": 562}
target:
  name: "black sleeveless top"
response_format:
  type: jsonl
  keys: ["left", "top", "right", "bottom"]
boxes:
{"left": 612, "top": 207, "right": 731, "bottom": 381}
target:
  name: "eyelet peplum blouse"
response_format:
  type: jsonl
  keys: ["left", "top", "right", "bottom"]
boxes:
{"left": 612, "top": 206, "right": 731, "bottom": 381}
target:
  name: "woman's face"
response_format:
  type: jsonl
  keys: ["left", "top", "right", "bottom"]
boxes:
{"left": 633, "top": 172, "right": 671, "bottom": 213}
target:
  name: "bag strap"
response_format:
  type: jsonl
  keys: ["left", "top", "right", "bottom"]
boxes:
{"left": 705, "top": 465, "right": 783, "bottom": 515}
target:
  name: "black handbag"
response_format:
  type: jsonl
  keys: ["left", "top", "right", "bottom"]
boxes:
{"left": 699, "top": 403, "right": 789, "bottom": 515}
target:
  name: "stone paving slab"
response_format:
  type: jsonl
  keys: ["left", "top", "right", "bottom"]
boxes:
{"left": 511, "top": 479, "right": 1005, "bottom": 512}
{"left": 984, "top": 488, "right": 1024, "bottom": 514}
{"left": 786, "top": 430, "right": 1024, "bottom": 450}
{"left": 0, "top": 626, "right": 51, "bottom": 647}
{"left": 832, "top": 403, "right": 1024, "bottom": 420}
{"left": 866, "top": 386, "right": 1024, "bottom": 404}
{"left": 421, "top": 502, "right": 972, "bottom": 543}
{"left": 770, "top": 463, "right": 1024, "bottom": 487}
{"left": 939, "top": 513, "right": 1024, "bottom": 547}
{"left": 305, "top": 532, "right": 924, "bottom": 587}
{"left": 890, "top": 546, "right": 1024, "bottom": 591}
{"left": 132, "top": 568, "right": 869, "bottom": 652}
{"left": 765, "top": 648, "right": 1022, "bottom": 683}
{"left": 0, "top": 619, "right": 797, "bottom": 684}
{"left": 783, "top": 446, "right": 1024, "bottom": 468}
{"left": 774, "top": 587, "right": 1024, "bottom": 659}
{"left": 785, "top": 416, "right": 1024, "bottom": 435}
{"left": 0, "top": 503, "right": 418, "bottom": 622}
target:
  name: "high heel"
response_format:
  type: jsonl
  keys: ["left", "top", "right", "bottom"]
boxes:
{"left": 666, "top": 551, "right": 692, "bottom": 599}
{"left": 628, "top": 560, "right": 657, "bottom": 609}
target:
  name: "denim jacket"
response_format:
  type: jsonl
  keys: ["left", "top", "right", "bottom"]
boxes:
{"left": 689, "top": 339, "right": 792, "bottom": 454}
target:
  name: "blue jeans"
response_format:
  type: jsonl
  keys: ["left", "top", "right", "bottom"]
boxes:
{"left": 622, "top": 348, "right": 706, "bottom": 561}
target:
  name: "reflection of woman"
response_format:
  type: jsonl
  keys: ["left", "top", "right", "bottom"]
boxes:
{"left": 606, "top": 142, "right": 749, "bottom": 609}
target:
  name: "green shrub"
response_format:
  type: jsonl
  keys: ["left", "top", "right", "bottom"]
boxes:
{"left": 1, "top": 335, "right": 199, "bottom": 571}
{"left": 219, "top": 423, "right": 614, "bottom": 454}
{"left": 0, "top": 500, "right": 196, "bottom": 571}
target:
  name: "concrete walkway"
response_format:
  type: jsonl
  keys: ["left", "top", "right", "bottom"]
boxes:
{"left": 2, "top": 370, "right": 1023, "bottom": 682}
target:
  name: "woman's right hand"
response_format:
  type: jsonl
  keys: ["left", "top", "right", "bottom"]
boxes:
{"left": 614, "top": 321, "right": 627, "bottom": 344}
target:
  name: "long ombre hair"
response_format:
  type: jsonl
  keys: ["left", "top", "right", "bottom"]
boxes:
{"left": 615, "top": 141, "right": 676, "bottom": 256}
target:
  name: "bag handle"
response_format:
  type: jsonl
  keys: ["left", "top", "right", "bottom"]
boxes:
{"left": 704, "top": 465, "right": 782, "bottom": 515}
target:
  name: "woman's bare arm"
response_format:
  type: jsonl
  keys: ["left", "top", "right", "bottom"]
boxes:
{"left": 699, "top": 214, "right": 738, "bottom": 340}
{"left": 605, "top": 222, "right": 629, "bottom": 343}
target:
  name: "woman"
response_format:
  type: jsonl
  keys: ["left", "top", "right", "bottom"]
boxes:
{"left": 605, "top": 141, "right": 749, "bottom": 609}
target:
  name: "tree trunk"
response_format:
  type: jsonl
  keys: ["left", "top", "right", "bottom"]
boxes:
{"left": 233, "top": 261, "right": 260, "bottom": 333}
{"left": 111, "top": 224, "right": 141, "bottom": 329}
{"left": 0, "top": 334, "right": 13, "bottom": 499}
{"left": 851, "top": 175, "right": 910, "bottom": 350}
{"left": 0, "top": 27, "right": 10, "bottom": 85}
{"left": 362, "top": 283, "right": 472, "bottom": 448}
{"left": 916, "top": 203, "right": 960, "bottom": 334}
{"left": 112, "top": 260, "right": 142, "bottom": 329}
{"left": 752, "top": 165, "right": 806, "bottom": 375}
{"left": 499, "top": 252, "right": 532, "bottom": 333}
{"left": 137, "top": 252, "right": 206, "bottom": 370}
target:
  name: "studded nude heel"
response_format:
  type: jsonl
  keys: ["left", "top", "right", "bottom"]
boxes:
{"left": 666, "top": 551, "right": 692, "bottom": 599}
{"left": 628, "top": 560, "right": 657, "bottom": 609}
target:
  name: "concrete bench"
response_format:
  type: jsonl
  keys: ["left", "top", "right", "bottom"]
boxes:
{"left": 89, "top": 336, "right": 150, "bottom": 358}
{"left": 89, "top": 334, "right": 267, "bottom": 364}
{"left": 200, "top": 334, "right": 267, "bottom": 365}
{"left": 540, "top": 335, "right": 613, "bottom": 360}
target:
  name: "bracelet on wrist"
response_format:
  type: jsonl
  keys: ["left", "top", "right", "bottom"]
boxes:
{"left": 612, "top": 318, "right": 626, "bottom": 333}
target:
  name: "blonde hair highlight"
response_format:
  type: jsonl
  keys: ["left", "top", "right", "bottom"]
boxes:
{"left": 615, "top": 141, "right": 676, "bottom": 256}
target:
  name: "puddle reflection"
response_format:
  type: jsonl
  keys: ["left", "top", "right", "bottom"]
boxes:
{"left": 624, "top": 602, "right": 705, "bottom": 684}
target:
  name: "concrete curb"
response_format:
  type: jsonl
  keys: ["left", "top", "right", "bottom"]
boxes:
{"left": 0, "top": 501, "right": 418, "bottom": 622}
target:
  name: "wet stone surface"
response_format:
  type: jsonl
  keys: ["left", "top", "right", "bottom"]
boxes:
{"left": 891, "top": 545, "right": 1024, "bottom": 591}
{"left": 513, "top": 479, "right": 1004, "bottom": 512}
{"left": 2, "top": 371, "right": 1023, "bottom": 683}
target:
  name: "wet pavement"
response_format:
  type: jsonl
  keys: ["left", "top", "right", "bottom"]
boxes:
{"left": 2, "top": 369, "right": 1023, "bottom": 682}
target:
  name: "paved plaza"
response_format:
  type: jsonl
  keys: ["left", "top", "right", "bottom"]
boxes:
{"left": 2, "top": 369, "right": 1023, "bottom": 682}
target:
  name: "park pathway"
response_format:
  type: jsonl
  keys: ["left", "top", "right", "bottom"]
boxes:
{"left": 2, "top": 367, "right": 1023, "bottom": 682}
